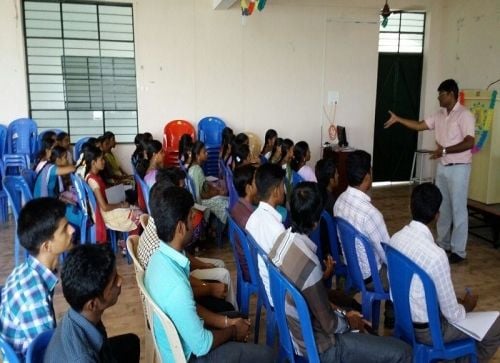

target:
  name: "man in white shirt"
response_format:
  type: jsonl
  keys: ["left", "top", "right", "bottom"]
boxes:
{"left": 246, "top": 163, "right": 286, "bottom": 305}
{"left": 390, "top": 183, "right": 500, "bottom": 361}
{"left": 333, "top": 149, "right": 393, "bottom": 328}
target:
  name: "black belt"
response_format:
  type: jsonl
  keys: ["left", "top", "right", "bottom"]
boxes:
{"left": 363, "top": 276, "right": 373, "bottom": 285}
{"left": 444, "top": 163, "right": 468, "bottom": 167}
{"left": 413, "top": 322, "right": 429, "bottom": 329}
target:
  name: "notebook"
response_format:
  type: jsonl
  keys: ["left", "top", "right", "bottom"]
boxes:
{"left": 105, "top": 184, "right": 127, "bottom": 204}
{"left": 451, "top": 311, "right": 499, "bottom": 341}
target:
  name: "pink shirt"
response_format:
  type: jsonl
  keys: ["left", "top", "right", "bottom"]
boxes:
{"left": 424, "top": 102, "right": 475, "bottom": 165}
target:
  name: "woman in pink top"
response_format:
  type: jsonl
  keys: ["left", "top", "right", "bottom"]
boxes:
{"left": 143, "top": 140, "right": 165, "bottom": 188}
{"left": 291, "top": 141, "right": 317, "bottom": 182}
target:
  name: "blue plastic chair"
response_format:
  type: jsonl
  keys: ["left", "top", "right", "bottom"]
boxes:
{"left": 291, "top": 171, "right": 304, "bottom": 186}
{"left": 227, "top": 214, "right": 261, "bottom": 338}
{"left": 309, "top": 211, "right": 351, "bottom": 290}
{"left": 0, "top": 159, "right": 9, "bottom": 224}
{"left": 3, "top": 175, "right": 33, "bottom": 266}
{"left": 0, "top": 124, "right": 7, "bottom": 159}
{"left": 73, "top": 136, "right": 90, "bottom": 162}
{"left": 26, "top": 329, "right": 54, "bottom": 363}
{"left": 2, "top": 154, "right": 30, "bottom": 177}
{"left": 268, "top": 259, "right": 321, "bottom": 363}
{"left": 134, "top": 173, "right": 150, "bottom": 214}
{"left": 383, "top": 244, "right": 478, "bottom": 362}
{"left": 198, "top": 117, "right": 225, "bottom": 177}
{"left": 0, "top": 335, "right": 20, "bottom": 363}
{"left": 7, "top": 118, "right": 38, "bottom": 163}
{"left": 336, "top": 217, "right": 390, "bottom": 331}
{"left": 245, "top": 233, "right": 277, "bottom": 347}
{"left": 222, "top": 165, "right": 238, "bottom": 211}
{"left": 71, "top": 174, "right": 92, "bottom": 244}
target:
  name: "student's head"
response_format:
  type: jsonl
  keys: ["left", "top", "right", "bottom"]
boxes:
{"left": 179, "top": 134, "right": 193, "bottom": 163}
{"left": 86, "top": 137, "right": 98, "bottom": 147}
{"left": 191, "top": 141, "right": 207, "bottom": 165}
{"left": 232, "top": 143, "right": 251, "bottom": 168}
{"left": 150, "top": 186, "right": 194, "bottom": 246}
{"left": 291, "top": 141, "right": 310, "bottom": 171}
{"left": 42, "top": 130, "right": 57, "bottom": 143}
{"left": 102, "top": 131, "right": 116, "bottom": 148}
{"left": 270, "top": 137, "right": 283, "bottom": 162}
{"left": 278, "top": 138, "right": 294, "bottom": 165}
{"left": 233, "top": 164, "right": 257, "bottom": 203}
{"left": 221, "top": 127, "right": 234, "bottom": 158}
{"left": 263, "top": 129, "right": 277, "bottom": 148}
{"left": 437, "top": 79, "right": 459, "bottom": 107}
{"left": 155, "top": 167, "right": 186, "bottom": 188}
{"left": 411, "top": 183, "right": 442, "bottom": 225}
{"left": 234, "top": 133, "right": 249, "bottom": 146}
{"left": 346, "top": 150, "right": 372, "bottom": 189}
{"left": 315, "top": 158, "right": 337, "bottom": 189}
{"left": 290, "top": 182, "right": 323, "bottom": 235}
{"left": 37, "top": 138, "right": 55, "bottom": 162}
{"left": 50, "top": 145, "right": 69, "bottom": 166}
{"left": 61, "top": 244, "right": 121, "bottom": 313}
{"left": 18, "top": 198, "right": 74, "bottom": 256}
{"left": 84, "top": 145, "right": 105, "bottom": 175}
{"left": 144, "top": 139, "right": 164, "bottom": 168}
{"left": 56, "top": 131, "right": 70, "bottom": 149}
{"left": 255, "top": 163, "right": 285, "bottom": 205}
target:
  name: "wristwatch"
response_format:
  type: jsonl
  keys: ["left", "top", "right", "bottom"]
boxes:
{"left": 442, "top": 147, "right": 447, "bottom": 156}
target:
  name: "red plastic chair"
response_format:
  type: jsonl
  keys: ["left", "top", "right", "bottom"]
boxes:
{"left": 162, "top": 120, "right": 195, "bottom": 166}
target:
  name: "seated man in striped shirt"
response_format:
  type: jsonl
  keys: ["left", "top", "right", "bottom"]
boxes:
{"left": 270, "top": 182, "right": 412, "bottom": 362}
{"left": 390, "top": 183, "right": 500, "bottom": 361}
{"left": 0, "top": 198, "right": 74, "bottom": 359}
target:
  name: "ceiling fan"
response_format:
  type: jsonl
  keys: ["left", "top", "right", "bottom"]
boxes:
{"left": 381, "top": 0, "right": 402, "bottom": 27}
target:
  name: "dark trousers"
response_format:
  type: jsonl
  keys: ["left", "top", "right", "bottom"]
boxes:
{"left": 188, "top": 342, "right": 275, "bottom": 363}
{"left": 109, "top": 333, "right": 140, "bottom": 363}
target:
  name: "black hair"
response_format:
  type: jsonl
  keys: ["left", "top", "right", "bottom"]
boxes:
{"left": 411, "top": 183, "right": 443, "bottom": 224}
{"left": 290, "top": 182, "right": 323, "bottom": 235}
{"left": 144, "top": 139, "right": 163, "bottom": 160}
{"left": 102, "top": 131, "right": 115, "bottom": 141}
{"left": 315, "top": 158, "right": 336, "bottom": 188}
{"left": 178, "top": 134, "right": 193, "bottom": 163}
{"left": 61, "top": 244, "right": 116, "bottom": 312}
{"left": 233, "top": 164, "right": 257, "bottom": 198}
{"left": 132, "top": 134, "right": 149, "bottom": 172}
{"left": 18, "top": 197, "right": 67, "bottom": 255}
{"left": 150, "top": 186, "right": 194, "bottom": 243}
{"left": 234, "top": 133, "right": 249, "bottom": 146}
{"left": 42, "top": 130, "right": 57, "bottom": 143}
{"left": 35, "top": 138, "right": 55, "bottom": 166}
{"left": 143, "top": 132, "right": 153, "bottom": 141}
{"left": 86, "top": 137, "right": 98, "bottom": 147}
{"left": 260, "top": 129, "right": 278, "bottom": 155}
{"left": 84, "top": 145, "right": 103, "bottom": 176}
{"left": 255, "top": 163, "right": 285, "bottom": 201}
{"left": 221, "top": 127, "right": 234, "bottom": 161}
{"left": 49, "top": 145, "right": 68, "bottom": 163}
{"left": 155, "top": 167, "right": 186, "bottom": 187}
{"left": 75, "top": 141, "right": 95, "bottom": 170}
{"left": 232, "top": 143, "right": 250, "bottom": 168}
{"left": 346, "top": 150, "right": 371, "bottom": 187}
{"left": 56, "top": 131, "right": 69, "bottom": 142}
{"left": 190, "top": 141, "right": 205, "bottom": 165}
{"left": 438, "top": 79, "right": 459, "bottom": 100}
{"left": 278, "top": 138, "right": 294, "bottom": 165}
{"left": 291, "top": 141, "right": 309, "bottom": 172}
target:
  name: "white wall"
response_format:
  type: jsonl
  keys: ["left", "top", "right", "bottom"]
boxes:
{"left": 1, "top": 0, "right": 499, "bottom": 175}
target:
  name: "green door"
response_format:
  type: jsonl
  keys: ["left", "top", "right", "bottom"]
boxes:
{"left": 373, "top": 53, "right": 423, "bottom": 182}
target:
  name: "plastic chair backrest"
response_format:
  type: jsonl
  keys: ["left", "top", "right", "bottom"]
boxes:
{"left": 7, "top": 118, "right": 38, "bottom": 161}
{"left": 0, "top": 335, "right": 20, "bottom": 363}
{"left": 336, "top": 217, "right": 385, "bottom": 294}
{"left": 245, "top": 233, "right": 274, "bottom": 309}
{"left": 2, "top": 175, "right": 33, "bottom": 220}
{"left": 2, "top": 154, "right": 30, "bottom": 177}
{"left": 268, "top": 260, "right": 321, "bottom": 363}
{"left": 384, "top": 244, "right": 477, "bottom": 362}
{"left": 134, "top": 173, "right": 150, "bottom": 214}
{"left": 0, "top": 125, "right": 7, "bottom": 158}
{"left": 135, "top": 270, "right": 187, "bottom": 363}
{"left": 197, "top": 117, "right": 225, "bottom": 147}
{"left": 163, "top": 120, "right": 195, "bottom": 151}
{"left": 223, "top": 166, "right": 238, "bottom": 210}
{"left": 139, "top": 213, "right": 149, "bottom": 230}
{"left": 127, "top": 235, "right": 143, "bottom": 274}
{"left": 309, "top": 211, "right": 345, "bottom": 271}
{"left": 26, "top": 330, "right": 54, "bottom": 363}
{"left": 73, "top": 136, "right": 90, "bottom": 162}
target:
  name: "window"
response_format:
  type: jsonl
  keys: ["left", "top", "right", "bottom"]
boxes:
{"left": 378, "top": 12, "right": 426, "bottom": 54}
{"left": 23, "top": 1, "right": 138, "bottom": 142}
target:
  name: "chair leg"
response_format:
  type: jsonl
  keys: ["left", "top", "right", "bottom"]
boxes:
{"left": 265, "top": 309, "right": 276, "bottom": 347}
{"left": 254, "top": 297, "right": 263, "bottom": 344}
{"left": 371, "top": 299, "right": 381, "bottom": 332}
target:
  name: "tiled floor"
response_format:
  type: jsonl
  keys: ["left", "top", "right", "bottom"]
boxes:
{"left": 1, "top": 184, "right": 499, "bottom": 361}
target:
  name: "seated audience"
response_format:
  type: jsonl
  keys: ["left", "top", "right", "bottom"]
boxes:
{"left": 34, "top": 138, "right": 55, "bottom": 174}
{"left": 84, "top": 146, "right": 143, "bottom": 243}
{"left": 220, "top": 127, "right": 235, "bottom": 167}
{"left": 131, "top": 133, "right": 149, "bottom": 172}
{"left": 232, "top": 143, "right": 252, "bottom": 169}
{"left": 291, "top": 141, "right": 317, "bottom": 182}
{"left": 145, "top": 186, "right": 274, "bottom": 362}
{"left": 333, "top": 149, "right": 393, "bottom": 328}
{"left": 188, "top": 141, "right": 229, "bottom": 226}
{"left": 315, "top": 157, "right": 338, "bottom": 215}
{"left": 230, "top": 164, "right": 258, "bottom": 282}
{"left": 0, "top": 198, "right": 74, "bottom": 359}
{"left": 269, "top": 182, "right": 412, "bottom": 363}
{"left": 178, "top": 133, "right": 194, "bottom": 169}
{"left": 138, "top": 179, "right": 236, "bottom": 311}
{"left": 44, "top": 244, "right": 140, "bottom": 362}
{"left": 102, "top": 131, "right": 130, "bottom": 183}
{"left": 75, "top": 139, "right": 97, "bottom": 179}
{"left": 259, "top": 129, "right": 278, "bottom": 161}
{"left": 277, "top": 138, "right": 294, "bottom": 202}
{"left": 390, "top": 183, "right": 500, "bottom": 361}
{"left": 269, "top": 137, "right": 283, "bottom": 164}
{"left": 55, "top": 131, "right": 74, "bottom": 165}
{"left": 142, "top": 140, "right": 165, "bottom": 188}
{"left": 246, "top": 163, "right": 286, "bottom": 304}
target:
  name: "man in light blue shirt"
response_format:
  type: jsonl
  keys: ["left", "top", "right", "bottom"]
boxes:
{"left": 145, "top": 184, "right": 274, "bottom": 362}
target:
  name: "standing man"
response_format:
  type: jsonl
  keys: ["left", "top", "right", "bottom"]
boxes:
{"left": 384, "top": 79, "right": 475, "bottom": 263}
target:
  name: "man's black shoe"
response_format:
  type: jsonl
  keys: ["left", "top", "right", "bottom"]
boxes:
{"left": 449, "top": 253, "right": 466, "bottom": 264}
